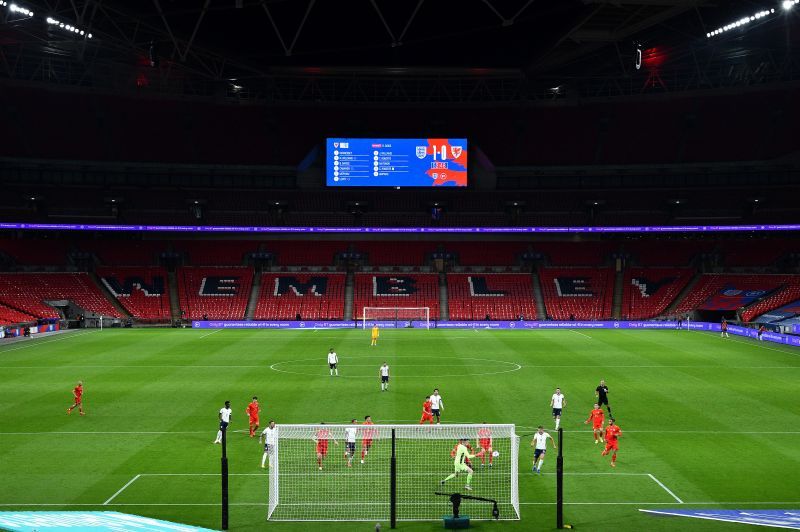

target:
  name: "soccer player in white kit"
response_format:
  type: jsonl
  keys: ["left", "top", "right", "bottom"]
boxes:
{"left": 327, "top": 348, "right": 339, "bottom": 377}
{"left": 344, "top": 419, "right": 358, "bottom": 467}
{"left": 214, "top": 400, "right": 232, "bottom": 444}
{"left": 430, "top": 389, "right": 444, "bottom": 424}
{"left": 379, "top": 362, "right": 390, "bottom": 391}
{"left": 550, "top": 387, "right": 566, "bottom": 430}
{"left": 260, "top": 420, "right": 277, "bottom": 469}
{"left": 531, "top": 425, "right": 556, "bottom": 474}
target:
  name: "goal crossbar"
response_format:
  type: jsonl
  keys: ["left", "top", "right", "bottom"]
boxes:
{"left": 268, "top": 423, "right": 519, "bottom": 522}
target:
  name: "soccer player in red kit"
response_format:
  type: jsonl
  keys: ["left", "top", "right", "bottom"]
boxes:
{"left": 600, "top": 418, "right": 622, "bottom": 467}
{"left": 245, "top": 396, "right": 260, "bottom": 437}
{"left": 361, "top": 415, "right": 376, "bottom": 464}
{"left": 314, "top": 423, "right": 338, "bottom": 471}
{"left": 420, "top": 396, "right": 434, "bottom": 424}
{"left": 477, "top": 423, "right": 493, "bottom": 467}
{"left": 584, "top": 403, "right": 605, "bottom": 444}
{"left": 67, "top": 381, "right": 84, "bottom": 415}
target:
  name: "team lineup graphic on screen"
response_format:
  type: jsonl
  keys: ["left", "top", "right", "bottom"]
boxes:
{"left": 327, "top": 138, "right": 468, "bottom": 187}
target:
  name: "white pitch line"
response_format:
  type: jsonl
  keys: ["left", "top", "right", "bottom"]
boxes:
{"left": 198, "top": 329, "right": 222, "bottom": 339}
{"left": 1, "top": 364, "right": 797, "bottom": 369}
{"left": 103, "top": 474, "right": 140, "bottom": 505}
{"left": 0, "top": 330, "right": 99, "bottom": 354}
{"left": 568, "top": 329, "right": 592, "bottom": 339}
{"left": 648, "top": 473, "right": 684, "bottom": 504}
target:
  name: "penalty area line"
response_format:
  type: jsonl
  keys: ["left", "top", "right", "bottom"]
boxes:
{"left": 198, "top": 329, "right": 222, "bottom": 339}
{"left": 103, "top": 474, "right": 140, "bottom": 505}
{"left": 647, "top": 473, "right": 683, "bottom": 504}
{"left": 568, "top": 329, "right": 592, "bottom": 339}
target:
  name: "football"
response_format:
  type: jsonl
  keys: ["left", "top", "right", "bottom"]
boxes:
{"left": 492, "top": 451, "right": 500, "bottom": 458}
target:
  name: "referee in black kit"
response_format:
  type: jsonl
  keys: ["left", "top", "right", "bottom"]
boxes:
{"left": 595, "top": 380, "right": 611, "bottom": 414}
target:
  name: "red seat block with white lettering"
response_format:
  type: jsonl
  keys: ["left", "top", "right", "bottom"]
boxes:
{"left": 97, "top": 267, "right": 171, "bottom": 321}
{"left": 352, "top": 274, "right": 440, "bottom": 320}
{"left": 254, "top": 273, "right": 345, "bottom": 319}
{"left": 539, "top": 268, "right": 614, "bottom": 320}
{"left": 447, "top": 274, "right": 537, "bottom": 320}
{"left": 176, "top": 267, "right": 253, "bottom": 320}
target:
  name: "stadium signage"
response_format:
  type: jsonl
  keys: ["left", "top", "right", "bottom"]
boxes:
{"left": 190, "top": 320, "right": 800, "bottom": 347}
{"left": 2, "top": 223, "right": 800, "bottom": 234}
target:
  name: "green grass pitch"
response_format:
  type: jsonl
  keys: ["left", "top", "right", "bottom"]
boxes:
{"left": 1, "top": 327, "right": 799, "bottom": 531}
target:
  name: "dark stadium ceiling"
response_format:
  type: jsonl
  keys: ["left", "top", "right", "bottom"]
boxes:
{"left": 1, "top": 0, "right": 798, "bottom": 101}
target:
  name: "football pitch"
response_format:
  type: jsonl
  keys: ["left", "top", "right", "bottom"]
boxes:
{"left": 1, "top": 327, "right": 799, "bottom": 531}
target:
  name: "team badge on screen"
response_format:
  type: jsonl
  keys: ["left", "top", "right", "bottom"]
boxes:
{"left": 416, "top": 146, "right": 427, "bottom": 159}
{"left": 451, "top": 146, "right": 463, "bottom": 158}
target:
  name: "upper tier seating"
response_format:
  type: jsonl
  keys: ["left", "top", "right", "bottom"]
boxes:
{"left": 0, "top": 238, "right": 72, "bottom": 265}
{"left": 254, "top": 273, "right": 345, "bottom": 319}
{"left": 97, "top": 267, "right": 172, "bottom": 321}
{"left": 352, "top": 274, "right": 440, "bottom": 320}
{"left": 539, "top": 268, "right": 614, "bottom": 320}
{"left": 176, "top": 267, "right": 253, "bottom": 320}
{"left": 447, "top": 274, "right": 537, "bottom": 320}
{"left": 0, "top": 273, "right": 121, "bottom": 318}
{"left": 621, "top": 268, "right": 693, "bottom": 319}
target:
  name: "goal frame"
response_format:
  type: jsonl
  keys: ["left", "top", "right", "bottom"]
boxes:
{"left": 267, "top": 423, "right": 520, "bottom": 522}
{"left": 361, "top": 306, "right": 431, "bottom": 329}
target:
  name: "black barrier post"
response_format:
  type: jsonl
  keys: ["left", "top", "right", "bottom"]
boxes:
{"left": 390, "top": 428, "right": 397, "bottom": 528}
{"left": 556, "top": 427, "right": 563, "bottom": 529}
{"left": 221, "top": 429, "right": 229, "bottom": 530}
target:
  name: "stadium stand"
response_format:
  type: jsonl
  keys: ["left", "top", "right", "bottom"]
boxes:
{"left": 254, "top": 273, "right": 345, "bottom": 319}
{"left": 97, "top": 267, "right": 172, "bottom": 321}
{"left": 719, "top": 240, "right": 791, "bottom": 267}
{"left": 621, "top": 268, "right": 693, "bottom": 319}
{"left": 623, "top": 240, "right": 712, "bottom": 266}
{"left": 535, "top": 242, "right": 614, "bottom": 266}
{"left": 445, "top": 242, "right": 525, "bottom": 266}
{"left": 539, "top": 268, "right": 615, "bottom": 320}
{"left": 83, "top": 240, "right": 164, "bottom": 266}
{"left": 0, "top": 273, "right": 122, "bottom": 318}
{"left": 674, "top": 274, "right": 794, "bottom": 315}
{"left": 447, "top": 274, "right": 537, "bottom": 320}
{"left": 0, "top": 302, "right": 35, "bottom": 325}
{"left": 741, "top": 280, "right": 800, "bottom": 322}
{"left": 0, "top": 238, "right": 72, "bottom": 266}
{"left": 352, "top": 273, "right": 440, "bottom": 320}
{"left": 357, "top": 242, "right": 438, "bottom": 266}
{"left": 268, "top": 241, "right": 345, "bottom": 266}
{"left": 176, "top": 267, "right": 253, "bottom": 320}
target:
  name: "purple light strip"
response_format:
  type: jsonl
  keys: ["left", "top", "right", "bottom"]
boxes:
{"left": 1, "top": 222, "right": 799, "bottom": 233}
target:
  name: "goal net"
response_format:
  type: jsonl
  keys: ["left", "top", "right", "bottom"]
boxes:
{"left": 362, "top": 307, "right": 431, "bottom": 329}
{"left": 268, "top": 423, "right": 519, "bottom": 522}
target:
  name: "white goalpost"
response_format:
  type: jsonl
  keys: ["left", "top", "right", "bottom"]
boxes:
{"left": 362, "top": 307, "right": 431, "bottom": 329}
{"left": 267, "top": 423, "right": 519, "bottom": 522}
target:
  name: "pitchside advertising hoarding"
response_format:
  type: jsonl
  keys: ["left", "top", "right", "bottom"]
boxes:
{"left": 190, "top": 320, "right": 800, "bottom": 347}
{"left": 2, "top": 222, "right": 800, "bottom": 233}
{"left": 326, "top": 138, "right": 468, "bottom": 187}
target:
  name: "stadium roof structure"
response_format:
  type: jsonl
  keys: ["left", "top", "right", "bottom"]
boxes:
{"left": 0, "top": 0, "right": 798, "bottom": 102}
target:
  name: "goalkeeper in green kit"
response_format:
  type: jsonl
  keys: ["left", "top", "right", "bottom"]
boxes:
{"left": 441, "top": 438, "right": 483, "bottom": 491}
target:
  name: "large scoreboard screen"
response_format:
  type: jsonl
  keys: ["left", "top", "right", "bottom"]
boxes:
{"left": 326, "top": 138, "right": 468, "bottom": 187}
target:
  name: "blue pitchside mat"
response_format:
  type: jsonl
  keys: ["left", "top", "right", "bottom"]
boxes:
{"left": 0, "top": 511, "right": 217, "bottom": 532}
{"left": 640, "top": 509, "right": 800, "bottom": 529}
